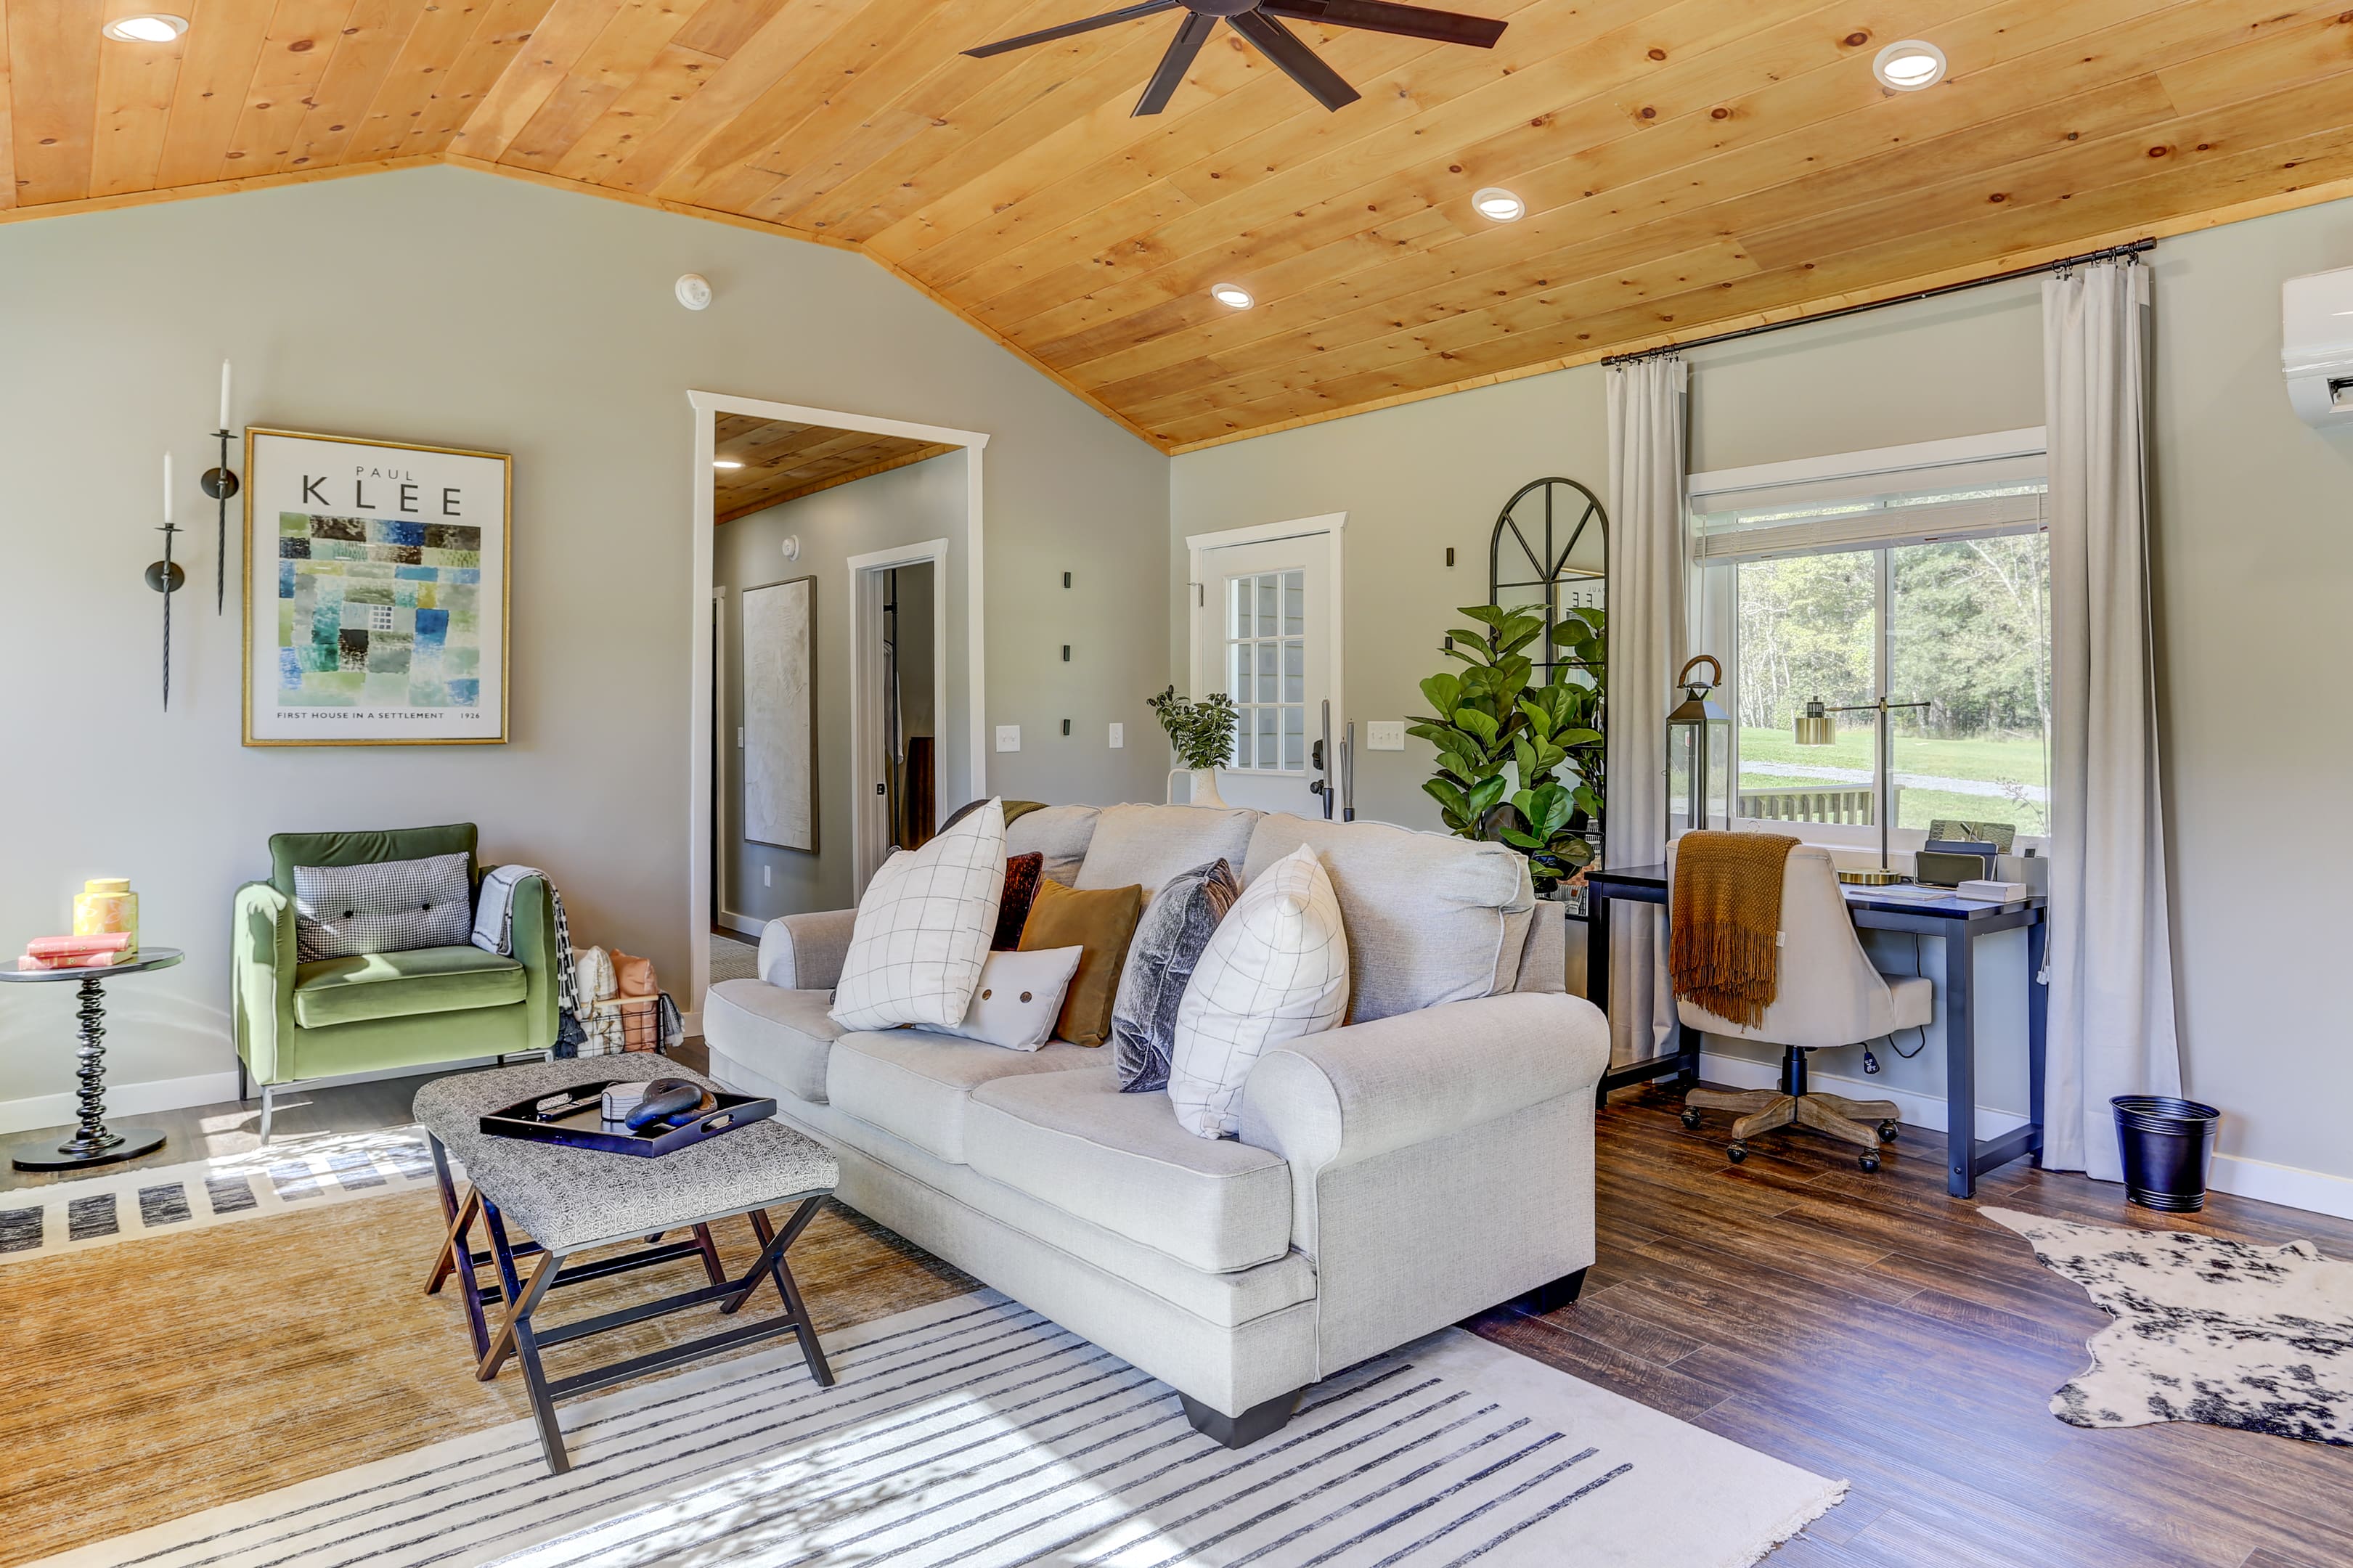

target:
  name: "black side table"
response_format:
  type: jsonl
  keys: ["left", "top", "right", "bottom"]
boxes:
{"left": 1, "top": 947, "right": 182, "bottom": 1172}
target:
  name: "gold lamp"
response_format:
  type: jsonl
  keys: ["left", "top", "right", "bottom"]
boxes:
{"left": 1794, "top": 693, "right": 1930, "bottom": 885}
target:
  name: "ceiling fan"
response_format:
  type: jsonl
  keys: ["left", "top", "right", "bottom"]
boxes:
{"left": 963, "top": 0, "right": 1506, "bottom": 116}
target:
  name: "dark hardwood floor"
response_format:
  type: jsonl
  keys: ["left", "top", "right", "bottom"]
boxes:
{"left": 11, "top": 1052, "right": 2347, "bottom": 1564}
{"left": 1465, "top": 1082, "right": 2353, "bottom": 1568}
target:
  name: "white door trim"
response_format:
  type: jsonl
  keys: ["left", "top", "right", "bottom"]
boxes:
{"left": 686, "top": 391, "right": 989, "bottom": 1020}
{"left": 848, "top": 538, "right": 953, "bottom": 890}
{"left": 1185, "top": 512, "right": 1346, "bottom": 764}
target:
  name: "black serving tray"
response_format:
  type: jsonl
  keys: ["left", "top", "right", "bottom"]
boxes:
{"left": 478, "top": 1079, "right": 777, "bottom": 1158}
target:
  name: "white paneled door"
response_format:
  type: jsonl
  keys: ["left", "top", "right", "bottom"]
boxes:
{"left": 1189, "top": 523, "right": 1339, "bottom": 817}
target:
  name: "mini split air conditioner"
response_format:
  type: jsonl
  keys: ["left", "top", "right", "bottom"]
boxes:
{"left": 2283, "top": 268, "right": 2353, "bottom": 427}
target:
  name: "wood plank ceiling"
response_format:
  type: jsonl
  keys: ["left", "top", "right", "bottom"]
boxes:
{"left": 7, "top": 1, "right": 2351, "bottom": 450}
{"left": 713, "top": 414, "right": 958, "bottom": 520}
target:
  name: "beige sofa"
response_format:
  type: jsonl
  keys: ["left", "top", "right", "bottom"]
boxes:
{"left": 704, "top": 804, "right": 1611, "bottom": 1446}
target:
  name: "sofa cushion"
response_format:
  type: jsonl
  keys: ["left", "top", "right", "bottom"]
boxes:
{"left": 968, "top": 1066, "right": 1293, "bottom": 1274}
{"left": 1007, "top": 804, "right": 1100, "bottom": 886}
{"left": 831, "top": 799, "right": 1004, "bottom": 1033}
{"left": 828, "top": 1030, "right": 1096, "bottom": 1164}
{"left": 292, "top": 945, "right": 525, "bottom": 1029}
{"left": 1019, "top": 880, "right": 1143, "bottom": 1048}
{"left": 1076, "top": 804, "right": 1258, "bottom": 898}
{"left": 1243, "top": 813, "right": 1534, "bottom": 1022}
{"left": 703, "top": 980, "right": 846, "bottom": 1103}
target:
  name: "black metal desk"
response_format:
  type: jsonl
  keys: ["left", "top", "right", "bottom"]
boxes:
{"left": 1586, "top": 867, "right": 2047, "bottom": 1198}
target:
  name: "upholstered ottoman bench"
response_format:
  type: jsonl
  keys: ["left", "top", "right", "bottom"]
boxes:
{"left": 415, "top": 1056, "right": 839, "bottom": 1472}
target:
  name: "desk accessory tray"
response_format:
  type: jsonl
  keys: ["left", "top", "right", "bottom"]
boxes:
{"left": 478, "top": 1079, "right": 776, "bottom": 1158}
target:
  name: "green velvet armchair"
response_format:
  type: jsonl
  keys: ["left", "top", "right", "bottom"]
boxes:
{"left": 233, "top": 823, "right": 560, "bottom": 1138}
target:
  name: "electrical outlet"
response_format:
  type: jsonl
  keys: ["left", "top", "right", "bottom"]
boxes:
{"left": 1367, "top": 720, "right": 1406, "bottom": 751}
{"left": 1109, "top": 722, "right": 1124, "bottom": 749}
{"left": 995, "top": 724, "right": 1021, "bottom": 752}
{"left": 762, "top": 865, "right": 772, "bottom": 888}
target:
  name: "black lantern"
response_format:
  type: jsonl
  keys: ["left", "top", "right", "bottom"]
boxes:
{"left": 1665, "top": 654, "right": 1731, "bottom": 841}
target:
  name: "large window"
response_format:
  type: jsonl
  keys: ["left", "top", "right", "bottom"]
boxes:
{"left": 1695, "top": 430, "right": 2053, "bottom": 847}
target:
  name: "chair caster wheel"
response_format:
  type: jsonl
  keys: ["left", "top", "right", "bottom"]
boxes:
{"left": 1859, "top": 1152, "right": 1882, "bottom": 1173}
{"left": 1878, "top": 1121, "right": 1900, "bottom": 1143}
{"left": 1726, "top": 1142, "right": 1748, "bottom": 1164}
{"left": 1679, "top": 1108, "right": 1702, "bottom": 1130}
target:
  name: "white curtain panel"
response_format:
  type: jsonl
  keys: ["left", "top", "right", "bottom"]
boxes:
{"left": 1604, "top": 355, "right": 1689, "bottom": 1066}
{"left": 2041, "top": 258, "right": 2183, "bottom": 1180}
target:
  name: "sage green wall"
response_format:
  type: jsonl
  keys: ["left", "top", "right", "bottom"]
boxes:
{"left": 0, "top": 164, "right": 1167, "bottom": 1124}
{"left": 716, "top": 458, "right": 957, "bottom": 925}
{"left": 1172, "top": 196, "right": 2353, "bottom": 1199}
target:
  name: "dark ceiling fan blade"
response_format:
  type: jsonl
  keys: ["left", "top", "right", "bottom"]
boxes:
{"left": 1228, "top": 9, "right": 1361, "bottom": 110}
{"left": 1133, "top": 12, "right": 1219, "bottom": 115}
{"left": 1263, "top": 0, "right": 1504, "bottom": 48}
{"left": 964, "top": 0, "right": 1179, "bottom": 59}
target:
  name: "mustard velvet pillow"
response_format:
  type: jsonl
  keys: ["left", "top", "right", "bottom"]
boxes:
{"left": 1019, "top": 878, "right": 1143, "bottom": 1047}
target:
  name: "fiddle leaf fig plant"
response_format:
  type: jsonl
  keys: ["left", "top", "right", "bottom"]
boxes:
{"left": 1411, "top": 603, "right": 1607, "bottom": 895}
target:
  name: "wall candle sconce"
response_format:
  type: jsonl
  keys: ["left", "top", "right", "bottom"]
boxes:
{"left": 145, "top": 451, "right": 184, "bottom": 710}
{"left": 201, "top": 360, "right": 241, "bottom": 615}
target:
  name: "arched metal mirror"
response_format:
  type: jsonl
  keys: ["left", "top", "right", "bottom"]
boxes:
{"left": 1489, "top": 477, "right": 1607, "bottom": 895}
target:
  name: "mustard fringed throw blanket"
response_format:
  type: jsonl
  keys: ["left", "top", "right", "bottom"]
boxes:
{"left": 1670, "top": 831, "right": 1800, "bottom": 1029}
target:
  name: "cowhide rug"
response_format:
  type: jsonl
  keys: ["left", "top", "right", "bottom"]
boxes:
{"left": 1982, "top": 1206, "right": 2353, "bottom": 1445}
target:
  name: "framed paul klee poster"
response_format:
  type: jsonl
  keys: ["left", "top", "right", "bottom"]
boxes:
{"left": 243, "top": 428, "right": 511, "bottom": 746}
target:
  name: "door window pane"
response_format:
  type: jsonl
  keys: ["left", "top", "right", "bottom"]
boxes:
{"left": 1223, "top": 568, "right": 1309, "bottom": 771}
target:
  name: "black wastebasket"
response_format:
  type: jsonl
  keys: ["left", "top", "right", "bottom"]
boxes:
{"left": 2112, "top": 1095, "right": 2221, "bottom": 1212}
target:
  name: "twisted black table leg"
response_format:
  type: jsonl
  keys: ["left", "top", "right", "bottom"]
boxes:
{"left": 7, "top": 973, "right": 168, "bottom": 1172}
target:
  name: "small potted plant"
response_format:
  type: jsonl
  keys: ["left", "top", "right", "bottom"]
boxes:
{"left": 1149, "top": 685, "right": 1239, "bottom": 806}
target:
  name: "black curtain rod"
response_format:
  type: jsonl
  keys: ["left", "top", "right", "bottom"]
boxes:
{"left": 1600, "top": 236, "right": 2157, "bottom": 367}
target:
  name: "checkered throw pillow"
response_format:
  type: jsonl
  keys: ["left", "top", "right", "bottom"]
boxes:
{"left": 1167, "top": 844, "right": 1348, "bottom": 1139}
{"left": 829, "top": 799, "right": 1006, "bottom": 1032}
{"left": 293, "top": 853, "right": 474, "bottom": 961}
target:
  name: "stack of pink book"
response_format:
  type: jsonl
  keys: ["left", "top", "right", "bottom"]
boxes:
{"left": 17, "top": 934, "right": 134, "bottom": 971}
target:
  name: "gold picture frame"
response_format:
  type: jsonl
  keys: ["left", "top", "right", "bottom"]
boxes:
{"left": 242, "top": 428, "right": 513, "bottom": 747}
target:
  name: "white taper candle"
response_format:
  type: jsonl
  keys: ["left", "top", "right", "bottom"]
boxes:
{"left": 163, "top": 450, "right": 174, "bottom": 523}
{"left": 219, "top": 360, "right": 232, "bottom": 430}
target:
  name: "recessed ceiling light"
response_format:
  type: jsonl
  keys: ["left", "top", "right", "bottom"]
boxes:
{"left": 1210, "top": 283, "right": 1254, "bottom": 309}
{"left": 713, "top": 460, "right": 744, "bottom": 469}
{"left": 1472, "top": 187, "right": 1525, "bottom": 222}
{"left": 1872, "top": 39, "right": 1946, "bottom": 91}
{"left": 102, "top": 13, "right": 187, "bottom": 41}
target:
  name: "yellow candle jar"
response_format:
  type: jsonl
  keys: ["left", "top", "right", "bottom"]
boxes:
{"left": 73, "top": 878, "right": 139, "bottom": 954}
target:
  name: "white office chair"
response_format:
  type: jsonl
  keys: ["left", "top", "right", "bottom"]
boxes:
{"left": 1668, "top": 841, "right": 1932, "bottom": 1172}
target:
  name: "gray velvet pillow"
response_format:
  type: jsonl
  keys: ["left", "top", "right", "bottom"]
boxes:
{"left": 1112, "top": 857, "right": 1241, "bottom": 1093}
{"left": 293, "top": 852, "right": 473, "bottom": 961}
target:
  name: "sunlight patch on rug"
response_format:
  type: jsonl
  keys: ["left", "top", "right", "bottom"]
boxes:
{"left": 1983, "top": 1206, "right": 2353, "bottom": 1445}
{"left": 32, "top": 1291, "right": 1845, "bottom": 1568}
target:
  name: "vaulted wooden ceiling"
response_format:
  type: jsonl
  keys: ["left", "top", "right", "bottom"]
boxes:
{"left": 714, "top": 414, "right": 958, "bottom": 520}
{"left": 6, "top": 1, "right": 2351, "bottom": 450}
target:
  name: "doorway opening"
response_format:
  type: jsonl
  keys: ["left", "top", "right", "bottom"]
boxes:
{"left": 687, "top": 393, "right": 990, "bottom": 1027}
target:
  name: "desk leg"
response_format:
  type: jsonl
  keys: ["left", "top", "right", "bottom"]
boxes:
{"left": 1587, "top": 891, "right": 1612, "bottom": 1107}
{"left": 2028, "top": 913, "right": 2050, "bottom": 1168}
{"left": 1944, "top": 927, "right": 1977, "bottom": 1199}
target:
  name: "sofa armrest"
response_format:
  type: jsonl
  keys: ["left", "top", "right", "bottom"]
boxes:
{"left": 758, "top": 909, "right": 858, "bottom": 990}
{"left": 1241, "top": 992, "right": 1608, "bottom": 1173}
{"left": 504, "top": 872, "right": 562, "bottom": 1049}
{"left": 233, "top": 881, "right": 298, "bottom": 1085}
{"left": 1513, "top": 900, "right": 1567, "bottom": 993}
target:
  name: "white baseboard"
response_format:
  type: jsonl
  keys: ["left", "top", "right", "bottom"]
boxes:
{"left": 714, "top": 912, "right": 764, "bottom": 939}
{"left": 1697, "top": 1049, "right": 2028, "bottom": 1141}
{"left": 0, "top": 1071, "right": 242, "bottom": 1135}
{"left": 2206, "top": 1153, "right": 2353, "bottom": 1221}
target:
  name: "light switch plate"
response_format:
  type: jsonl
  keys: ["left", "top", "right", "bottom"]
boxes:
{"left": 995, "top": 724, "right": 1021, "bottom": 752}
{"left": 1109, "top": 722, "right": 1124, "bottom": 748}
{"left": 1367, "top": 720, "right": 1406, "bottom": 751}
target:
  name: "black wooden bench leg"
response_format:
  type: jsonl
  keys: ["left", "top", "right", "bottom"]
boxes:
{"left": 740, "top": 1199, "right": 834, "bottom": 1387}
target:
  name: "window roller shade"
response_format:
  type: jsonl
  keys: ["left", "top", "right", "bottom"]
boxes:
{"left": 1691, "top": 449, "right": 2047, "bottom": 564}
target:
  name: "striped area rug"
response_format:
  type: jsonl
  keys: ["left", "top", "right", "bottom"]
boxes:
{"left": 38, "top": 1292, "right": 1843, "bottom": 1568}
{"left": 0, "top": 1127, "right": 439, "bottom": 1262}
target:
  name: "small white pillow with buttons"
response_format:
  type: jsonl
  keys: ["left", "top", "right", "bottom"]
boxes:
{"left": 933, "top": 946, "right": 1085, "bottom": 1050}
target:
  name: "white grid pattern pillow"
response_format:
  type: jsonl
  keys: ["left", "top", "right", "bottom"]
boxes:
{"left": 1167, "top": 844, "right": 1348, "bottom": 1139}
{"left": 292, "top": 854, "right": 473, "bottom": 961}
{"left": 830, "top": 799, "right": 1006, "bottom": 1032}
